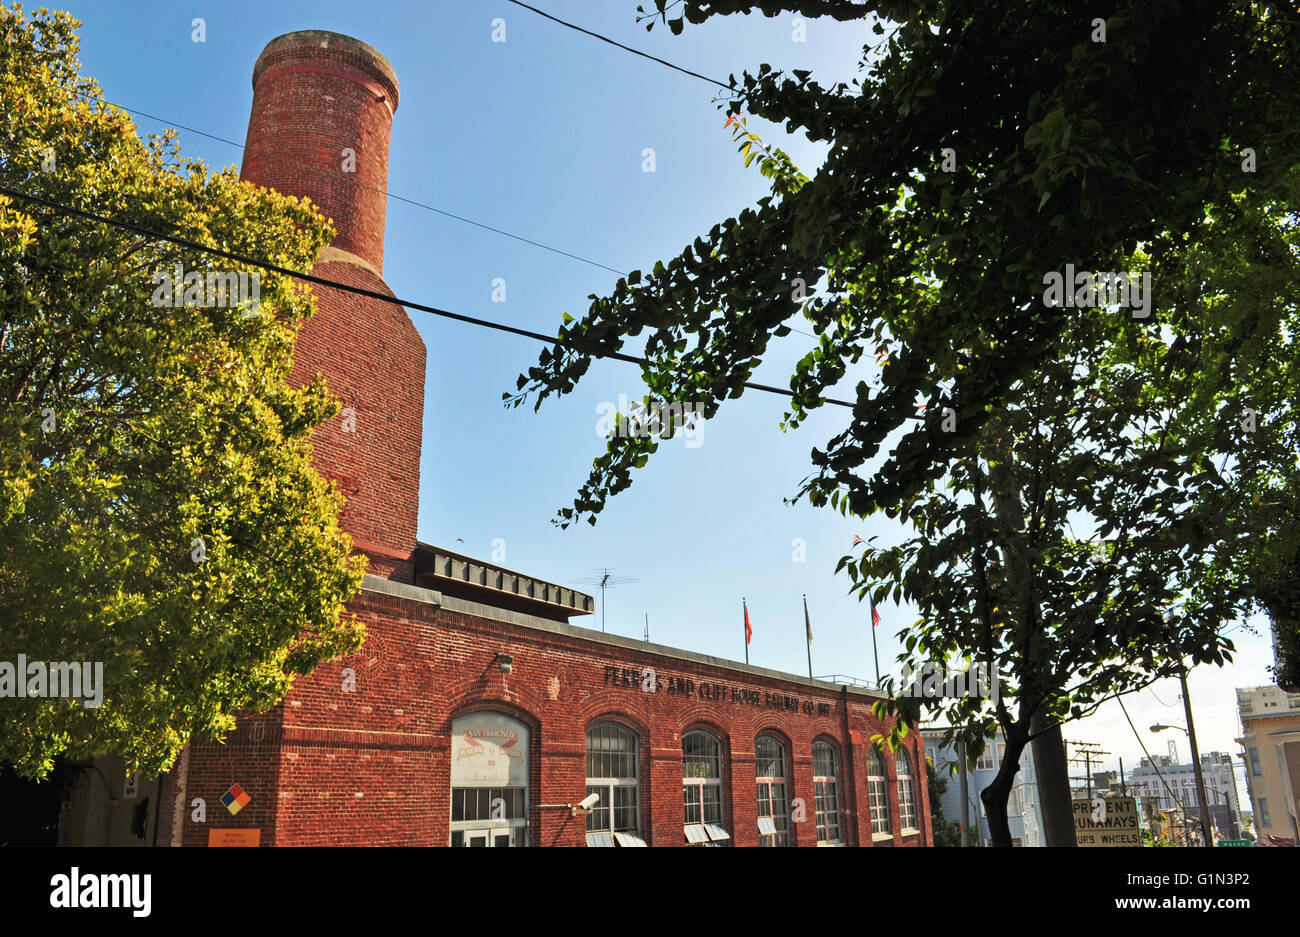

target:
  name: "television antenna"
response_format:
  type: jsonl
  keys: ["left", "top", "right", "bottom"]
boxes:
{"left": 571, "top": 569, "right": 639, "bottom": 633}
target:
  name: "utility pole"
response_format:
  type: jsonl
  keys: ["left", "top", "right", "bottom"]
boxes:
{"left": 959, "top": 736, "right": 969, "bottom": 847}
{"left": 1032, "top": 714, "right": 1077, "bottom": 846}
{"left": 1180, "top": 665, "right": 1214, "bottom": 848}
{"left": 1066, "top": 741, "right": 1109, "bottom": 800}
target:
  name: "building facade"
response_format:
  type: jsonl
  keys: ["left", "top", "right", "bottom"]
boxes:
{"left": 55, "top": 29, "right": 929, "bottom": 848}
{"left": 920, "top": 729, "right": 1043, "bottom": 846}
{"left": 1127, "top": 752, "right": 1242, "bottom": 841}
{"left": 1237, "top": 684, "right": 1300, "bottom": 844}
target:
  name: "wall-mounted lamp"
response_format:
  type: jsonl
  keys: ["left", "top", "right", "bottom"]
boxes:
{"left": 493, "top": 653, "right": 513, "bottom": 675}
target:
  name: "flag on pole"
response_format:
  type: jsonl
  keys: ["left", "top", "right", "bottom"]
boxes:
{"left": 803, "top": 594, "right": 814, "bottom": 679}
{"left": 868, "top": 593, "right": 882, "bottom": 684}
{"left": 744, "top": 599, "right": 753, "bottom": 645}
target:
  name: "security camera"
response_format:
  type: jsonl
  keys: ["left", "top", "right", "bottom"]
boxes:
{"left": 571, "top": 792, "right": 600, "bottom": 815}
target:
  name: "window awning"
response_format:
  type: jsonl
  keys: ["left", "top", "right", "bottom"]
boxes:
{"left": 585, "top": 832, "right": 615, "bottom": 847}
{"left": 684, "top": 824, "right": 710, "bottom": 844}
{"left": 704, "top": 823, "right": 731, "bottom": 842}
{"left": 614, "top": 832, "right": 647, "bottom": 847}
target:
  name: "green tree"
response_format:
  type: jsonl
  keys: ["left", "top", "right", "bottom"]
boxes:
{"left": 0, "top": 5, "right": 365, "bottom": 780}
{"left": 510, "top": 2, "right": 1300, "bottom": 843}
{"left": 1190, "top": 185, "right": 1300, "bottom": 693}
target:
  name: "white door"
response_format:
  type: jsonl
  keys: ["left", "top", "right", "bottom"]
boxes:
{"left": 460, "top": 827, "right": 516, "bottom": 847}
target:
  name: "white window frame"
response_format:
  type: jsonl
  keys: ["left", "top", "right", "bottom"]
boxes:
{"left": 812, "top": 740, "right": 842, "bottom": 845}
{"left": 868, "top": 748, "right": 892, "bottom": 838}
{"left": 755, "top": 735, "right": 790, "bottom": 847}
{"left": 897, "top": 748, "right": 919, "bottom": 833}
{"left": 449, "top": 712, "right": 529, "bottom": 847}
{"left": 585, "top": 721, "right": 641, "bottom": 847}
{"left": 683, "top": 730, "right": 727, "bottom": 845}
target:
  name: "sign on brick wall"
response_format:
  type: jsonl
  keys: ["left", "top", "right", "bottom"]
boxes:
{"left": 208, "top": 829, "right": 260, "bottom": 847}
{"left": 602, "top": 665, "right": 834, "bottom": 716}
{"left": 452, "top": 712, "right": 529, "bottom": 786}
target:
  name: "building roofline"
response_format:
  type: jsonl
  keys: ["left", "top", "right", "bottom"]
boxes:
{"left": 361, "top": 574, "right": 887, "bottom": 701}
{"left": 413, "top": 541, "right": 595, "bottom": 621}
{"left": 253, "top": 30, "right": 400, "bottom": 106}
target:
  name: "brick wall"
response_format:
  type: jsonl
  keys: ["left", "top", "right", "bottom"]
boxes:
{"left": 173, "top": 584, "right": 929, "bottom": 847}
{"left": 242, "top": 31, "right": 399, "bottom": 275}
{"left": 240, "top": 31, "right": 424, "bottom": 573}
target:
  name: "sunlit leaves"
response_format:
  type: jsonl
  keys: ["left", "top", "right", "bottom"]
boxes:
{"left": 0, "top": 6, "right": 363, "bottom": 779}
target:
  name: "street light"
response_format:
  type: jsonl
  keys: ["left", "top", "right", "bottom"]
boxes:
{"left": 1151, "top": 701, "right": 1213, "bottom": 850}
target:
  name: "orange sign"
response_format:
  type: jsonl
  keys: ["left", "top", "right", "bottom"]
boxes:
{"left": 208, "top": 828, "right": 261, "bottom": 847}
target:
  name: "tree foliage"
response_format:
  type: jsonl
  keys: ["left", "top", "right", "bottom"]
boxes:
{"left": 515, "top": 1, "right": 1299, "bottom": 527}
{"left": 0, "top": 5, "right": 365, "bottom": 780}
{"left": 511, "top": 1, "right": 1300, "bottom": 842}
{"left": 841, "top": 193, "right": 1300, "bottom": 841}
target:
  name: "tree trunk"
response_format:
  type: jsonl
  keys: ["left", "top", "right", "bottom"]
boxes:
{"left": 982, "top": 414, "right": 1078, "bottom": 846}
{"left": 1030, "top": 712, "right": 1077, "bottom": 847}
{"left": 981, "top": 729, "right": 1028, "bottom": 846}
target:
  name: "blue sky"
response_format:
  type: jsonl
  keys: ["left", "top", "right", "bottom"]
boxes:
{"left": 61, "top": 0, "right": 1277, "bottom": 802}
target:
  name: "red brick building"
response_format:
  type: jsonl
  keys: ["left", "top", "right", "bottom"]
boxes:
{"left": 59, "top": 30, "right": 930, "bottom": 848}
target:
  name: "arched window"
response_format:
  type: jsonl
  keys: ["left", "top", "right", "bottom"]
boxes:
{"left": 812, "top": 741, "right": 841, "bottom": 844}
{"left": 897, "top": 747, "right": 919, "bottom": 832}
{"left": 755, "top": 735, "right": 790, "bottom": 846}
{"left": 868, "top": 747, "right": 891, "bottom": 837}
{"left": 682, "top": 730, "right": 729, "bottom": 845}
{"left": 449, "top": 711, "right": 529, "bottom": 847}
{"left": 585, "top": 722, "right": 644, "bottom": 847}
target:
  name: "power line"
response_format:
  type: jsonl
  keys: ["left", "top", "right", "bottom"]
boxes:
{"left": 80, "top": 91, "right": 820, "bottom": 339}
{"left": 1148, "top": 687, "right": 1178, "bottom": 707}
{"left": 73, "top": 89, "right": 628, "bottom": 277}
{"left": 502, "top": 0, "right": 735, "bottom": 90}
{"left": 489, "top": 4, "right": 820, "bottom": 341}
{"left": 0, "top": 183, "right": 854, "bottom": 409}
{"left": 67, "top": 51, "right": 816, "bottom": 343}
{"left": 1116, "top": 695, "right": 1197, "bottom": 842}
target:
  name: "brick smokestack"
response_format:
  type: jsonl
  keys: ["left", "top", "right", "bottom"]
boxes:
{"left": 241, "top": 31, "right": 425, "bottom": 581}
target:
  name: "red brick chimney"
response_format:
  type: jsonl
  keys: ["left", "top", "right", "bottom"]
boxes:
{"left": 241, "top": 31, "right": 424, "bottom": 581}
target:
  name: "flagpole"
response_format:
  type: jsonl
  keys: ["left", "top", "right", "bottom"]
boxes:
{"left": 743, "top": 597, "right": 749, "bottom": 665}
{"left": 803, "top": 594, "right": 813, "bottom": 679}
{"left": 870, "top": 592, "right": 881, "bottom": 686}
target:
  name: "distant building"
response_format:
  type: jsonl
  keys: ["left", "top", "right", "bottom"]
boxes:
{"left": 1237, "top": 685, "right": 1300, "bottom": 845}
{"left": 1091, "top": 770, "right": 1120, "bottom": 795}
{"left": 1127, "top": 751, "right": 1241, "bottom": 841}
{"left": 921, "top": 729, "right": 1044, "bottom": 846}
